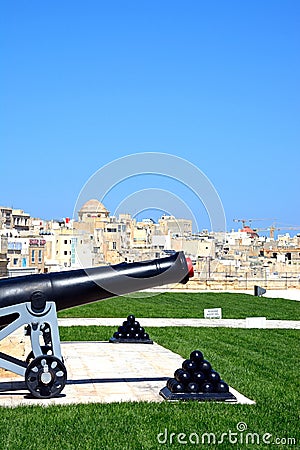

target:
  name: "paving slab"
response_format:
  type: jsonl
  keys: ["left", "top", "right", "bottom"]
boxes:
{"left": 58, "top": 318, "right": 300, "bottom": 329}
{"left": 147, "top": 288, "right": 300, "bottom": 301}
{"left": 0, "top": 341, "right": 255, "bottom": 407}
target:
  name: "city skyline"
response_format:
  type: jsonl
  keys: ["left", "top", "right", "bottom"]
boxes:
{"left": 1, "top": 1, "right": 299, "bottom": 228}
{"left": 1, "top": 198, "right": 299, "bottom": 291}
{"left": 1, "top": 198, "right": 299, "bottom": 239}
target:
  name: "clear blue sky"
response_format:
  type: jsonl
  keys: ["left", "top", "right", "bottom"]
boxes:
{"left": 1, "top": 1, "right": 299, "bottom": 232}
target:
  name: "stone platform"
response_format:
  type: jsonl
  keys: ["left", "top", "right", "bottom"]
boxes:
{"left": 0, "top": 341, "right": 255, "bottom": 407}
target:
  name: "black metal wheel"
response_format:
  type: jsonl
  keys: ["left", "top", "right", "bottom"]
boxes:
{"left": 25, "top": 355, "right": 67, "bottom": 399}
{"left": 25, "top": 345, "right": 54, "bottom": 365}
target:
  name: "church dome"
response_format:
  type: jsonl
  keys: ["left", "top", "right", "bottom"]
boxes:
{"left": 80, "top": 199, "right": 108, "bottom": 213}
{"left": 78, "top": 199, "right": 109, "bottom": 220}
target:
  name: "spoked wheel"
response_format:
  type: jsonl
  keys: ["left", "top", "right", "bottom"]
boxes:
{"left": 25, "top": 345, "right": 54, "bottom": 365}
{"left": 25, "top": 355, "right": 67, "bottom": 399}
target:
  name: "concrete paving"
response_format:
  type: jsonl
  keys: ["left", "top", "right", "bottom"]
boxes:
{"left": 225, "top": 289, "right": 300, "bottom": 302}
{"left": 0, "top": 341, "right": 255, "bottom": 407}
{"left": 58, "top": 317, "right": 300, "bottom": 329}
{"left": 147, "top": 288, "right": 300, "bottom": 301}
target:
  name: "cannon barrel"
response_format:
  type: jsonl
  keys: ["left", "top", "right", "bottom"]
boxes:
{"left": 0, "top": 252, "right": 194, "bottom": 314}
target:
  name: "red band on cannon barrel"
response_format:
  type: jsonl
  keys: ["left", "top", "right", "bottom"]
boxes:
{"left": 186, "top": 257, "right": 194, "bottom": 278}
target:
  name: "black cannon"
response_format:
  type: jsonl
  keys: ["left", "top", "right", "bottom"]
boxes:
{"left": 0, "top": 252, "right": 193, "bottom": 398}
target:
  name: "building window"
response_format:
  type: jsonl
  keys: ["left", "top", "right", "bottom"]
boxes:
{"left": 38, "top": 250, "right": 42, "bottom": 263}
{"left": 64, "top": 251, "right": 68, "bottom": 256}
{"left": 112, "top": 242, "right": 117, "bottom": 250}
{"left": 31, "top": 250, "right": 35, "bottom": 263}
{"left": 64, "top": 240, "right": 67, "bottom": 244}
{"left": 13, "top": 258, "right": 18, "bottom": 266}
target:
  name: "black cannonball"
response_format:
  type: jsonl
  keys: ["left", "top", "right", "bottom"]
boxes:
{"left": 169, "top": 380, "right": 184, "bottom": 393}
{"left": 167, "top": 378, "right": 175, "bottom": 390}
{"left": 193, "top": 371, "right": 206, "bottom": 383}
{"left": 201, "top": 382, "right": 214, "bottom": 393}
{"left": 208, "top": 370, "right": 220, "bottom": 384}
{"left": 217, "top": 381, "right": 229, "bottom": 393}
{"left": 190, "top": 350, "right": 204, "bottom": 362}
{"left": 182, "top": 359, "right": 198, "bottom": 373}
{"left": 174, "top": 369, "right": 191, "bottom": 384}
{"left": 198, "top": 360, "right": 212, "bottom": 373}
{"left": 187, "top": 382, "right": 200, "bottom": 393}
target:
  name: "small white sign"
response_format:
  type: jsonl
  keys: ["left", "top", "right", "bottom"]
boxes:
{"left": 204, "top": 308, "right": 222, "bottom": 319}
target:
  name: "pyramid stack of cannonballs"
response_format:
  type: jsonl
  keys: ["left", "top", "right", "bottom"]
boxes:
{"left": 109, "top": 314, "right": 153, "bottom": 344}
{"left": 160, "top": 349, "right": 237, "bottom": 401}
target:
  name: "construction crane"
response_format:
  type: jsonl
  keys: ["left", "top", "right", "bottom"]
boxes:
{"left": 253, "top": 226, "right": 300, "bottom": 239}
{"left": 233, "top": 218, "right": 277, "bottom": 228}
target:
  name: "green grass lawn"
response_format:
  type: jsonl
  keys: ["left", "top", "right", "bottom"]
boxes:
{"left": 58, "top": 292, "right": 300, "bottom": 320}
{"left": 0, "top": 293, "right": 299, "bottom": 449}
{"left": 0, "top": 326, "right": 298, "bottom": 450}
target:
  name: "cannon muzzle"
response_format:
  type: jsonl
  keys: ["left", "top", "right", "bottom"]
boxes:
{"left": 0, "top": 252, "right": 194, "bottom": 313}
